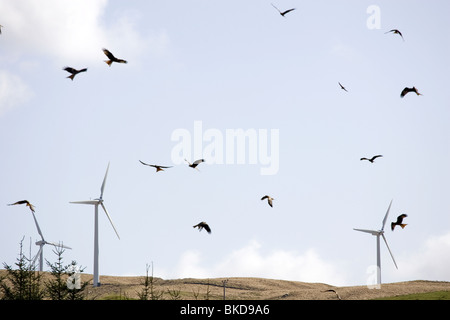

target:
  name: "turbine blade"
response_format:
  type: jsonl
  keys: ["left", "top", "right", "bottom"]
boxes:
{"left": 381, "top": 199, "right": 393, "bottom": 231}
{"left": 70, "top": 200, "right": 99, "bottom": 205}
{"left": 100, "top": 202, "right": 120, "bottom": 240}
{"left": 353, "top": 228, "right": 379, "bottom": 235}
{"left": 100, "top": 162, "right": 110, "bottom": 199}
{"left": 381, "top": 234, "right": 398, "bottom": 269}
{"left": 45, "top": 241, "right": 72, "bottom": 250}
{"left": 32, "top": 246, "right": 43, "bottom": 265}
{"left": 31, "top": 211, "right": 44, "bottom": 241}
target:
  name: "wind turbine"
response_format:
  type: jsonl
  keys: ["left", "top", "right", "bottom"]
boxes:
{"left": 30, "top": 210, "right": 72, "bottom": 271}
{"left": 70, "top": 162, "right": 120, "bottom": 287}
{"left": 354, "top": 200, "right": 398, "bottom": 287}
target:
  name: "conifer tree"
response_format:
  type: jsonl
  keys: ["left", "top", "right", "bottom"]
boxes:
{"left": 0, "top": 239, "right": 45, "bottom": 300}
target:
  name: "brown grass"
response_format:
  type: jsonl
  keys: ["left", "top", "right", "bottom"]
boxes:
{"left": 54, "top": 274, "right": 450, "bottom": 300}
{"left": 1, "top": 269, "right": 449, "bottom": 300}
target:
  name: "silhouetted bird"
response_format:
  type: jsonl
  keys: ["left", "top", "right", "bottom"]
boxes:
{"left": 261, "top": 195, "right": 274, "bottom": 207}
{"left": 360, "top": 155, "right": 383, "bottom": 163}
{"left": 185, "top": 159, "right": 205, "bottom": 170}
{"left": 63, "top": 67, "right": 87, "bottom": 80}
{"left": 271, "top": 3, "right": 295, "bottom": 17}
{"left": 102, "top": 48, "right": 127, "bottom": 66}
{"left": 324, "top": 289, "right": 341, "bottom": 300}
{"left": 8, "top": 200, "right": 36, "bottom": 213}
{"left": 139, "top": 160, "right": 173, "bottom": 172}
{"left": 400, "top": 87, "right": 422, "bottom": 98}
{"left": 339, "top": 82, "right": 348, "bottom": 92}
{"left": 0, "top": 25, "right": 3, "bottom": 34}
{"left": 193, "top": 221, "right": 211, "bottom": 234}
{"left": 385, "top": 29, "right": 404, "bottom": 41}
{"left": 391, "top": 214, "right": 407, "bottom": 231}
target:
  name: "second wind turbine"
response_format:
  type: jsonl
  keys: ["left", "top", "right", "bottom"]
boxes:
{"left": 70, "top": 162, "right": 120, "bottom": 287}
{"left": 354, "top": 199, "right": 398, "bottom": 287}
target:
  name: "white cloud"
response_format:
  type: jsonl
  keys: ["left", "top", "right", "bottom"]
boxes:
{"left": 162, "top": 240, "right": 348, "bottom": 286}
{"left": 394, "top": 232, "right": 450, "bottom": 281}
{"left": 0, "top": 70, "right": 33, "bottom": 115}
{"left": 0, "top": 0, "right": 169, "bottom": 64}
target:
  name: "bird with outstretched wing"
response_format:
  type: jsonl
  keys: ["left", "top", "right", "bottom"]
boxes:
{"left": 391, "top": 214, "right": 408, "bottom": 231}
{"left": 103, "top": 48, "right": 127, "bottom": 66}
{"left": 8, "top": 200, "right": 36, "bottom": 213}
{"left": 261, "top": 195, "right": 274, "bottom": 207}
{"left": 400, "top": 87, "right": 422, "bottom": 98}
{"left": 185, "top": 159, "right": 205, "bottom": 171}
{"left": 271, "top": 3, "right": 296, "bottom": 17}
{"left": 385, "top": 29, "right": 404, "bottom": 41}
{"left": 63, "top": 67, "right": 88, "bottom": 80}
{"left": 139, "top": 160, "right": 173, "bottom": 172}
{"left": 339, "top": 82, "right": 348, "bottom": 92}
{"left": 193, "top": 221, "right": 211, "bottom": 234}
{"left": 360, "top": 155, "right": 383, "bottom": 163}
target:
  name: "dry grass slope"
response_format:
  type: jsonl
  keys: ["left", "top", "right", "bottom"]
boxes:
{"left": 1, "top": 270, "right": 449, "bottom": 300}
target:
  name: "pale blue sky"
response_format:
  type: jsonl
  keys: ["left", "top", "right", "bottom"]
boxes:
{"left": 1, "top": 0, "right": 450, "bottom": 286}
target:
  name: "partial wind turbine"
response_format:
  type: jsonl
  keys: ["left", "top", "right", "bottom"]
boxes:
{"left": 30, "top": 210, "right": 71, "bottom": 271}
{"left": 70, "top": 162, "right": 120, "bottom": 287}
{"left": 354, "top": 200, "right": 398, "bottom": 286}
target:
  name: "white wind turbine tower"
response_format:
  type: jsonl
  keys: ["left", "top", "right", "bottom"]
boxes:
{"left": 70, "top": 162, "right": 120, "bottom": 287}
{"left": 30, "top": 210, "right": 72, "bottom": 271}
{"left": 354, "top": 199, "right": 398, "bottom": 287}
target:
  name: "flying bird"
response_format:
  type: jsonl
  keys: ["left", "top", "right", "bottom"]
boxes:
{"left": 63, "top": 67, "right": 87, "bottom": 80}
{"left": 324, "top": 289, "right": 341, "bottom": 300}
{"left": 400, "top": 87, "right": 422, "bottom": 98}
{"left": 193, "top": 221, "right": 211, "bottom": 234}
{"left": 385, "top": 29, "right": 404, "bottom": 41}
{"left": 261, "top": 195, "right": 274, "bottom": 208}
{"left": 391, "top": 214, "right": 408, "bottom": 231}
{"left": 271, "top": 3, "right": 296, "bottom": 17}
{"left": 139, "top": 160, "right": 173, "bottom": 172}
{"left": 339, "top": 82, "right": 348, "bottom": 92}
{"left": 185, "top": 159, "right": 205, "bottom": 170}
{"left": 8, "top": 200, "right": 36, "bottom": 213}
{"left": 360, "top": 155, "right": 383, "bottom": 163}
{"left": 102, "top": 48, "right": 127, "bottom": 66}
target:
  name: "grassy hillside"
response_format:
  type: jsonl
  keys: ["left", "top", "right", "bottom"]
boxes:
{"left": 1, "top": 269, "right": 449, "bottom": 300}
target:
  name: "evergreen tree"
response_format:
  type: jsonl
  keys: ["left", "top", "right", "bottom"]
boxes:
{"left": 0, "top": 239, "right": 45, "bottom": 300}
{"left": 65, "top": 260, "right": 89, "bottom": 300}
{"left": 137, "top": 262, "right": 163, "bottom": 300}
{"left": 45, "top": 245, "right": 88, "bottom": 300}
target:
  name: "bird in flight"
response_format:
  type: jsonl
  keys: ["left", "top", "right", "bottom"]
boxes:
{"left": 400, "top": 87, "right": 422, "bottom": 98}
{"left": 102, "top": 48, "right": 127, "bottom": 66}
{"left": 324, "top": 289, "right": 341, "bottom": 300}
{"left": 63, "top": 67, "right": 88, "bottom": 80}
{"left": 185, "top": 159, "right": 205, "bottom": 170}
{"left": 385, "top": 29, "right": 404, "bottom": 41}
{"left": 360, "top": 155, "right": 383, "bottom": 163}
{"left": 261, "top": 195, "right": 274, "bottom": 207}
{"left": 139, "top": 160, "right": 173, "bottom": 172}
{"left": 391, "top": 214, "right": 408, "bottom": 231}
{"left": 271, "top": 3, "right": 296, "bottom": 17}
{"left": 193, "top": 221, "right": 211, "bottom": 234}
{"left": 8, "top": 200, "right": 36, "bottom": 213}
{"left": 338, "top": 82, "right": 348, "bottom": 92}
